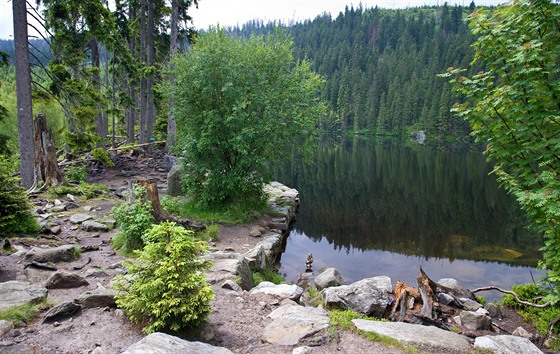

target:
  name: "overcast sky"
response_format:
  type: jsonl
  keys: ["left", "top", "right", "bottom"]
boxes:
{"left": 0, "top": 0, "right": 506, "bottom": 40}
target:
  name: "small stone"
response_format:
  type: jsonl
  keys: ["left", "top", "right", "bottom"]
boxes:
{"left": 53, "top": 322, "right": 61, "bottom": 327}
{"left": 49, "top": 226, "right": 62, "bottom": 235}
{"left": 512, "top": 326, "right": 532, "bottom": 339}
{"left": 221, "top": 280, "right": 242, "bottom": 292}
{"left": 223, "top": 247, "right": 235, "bottom": 252}
{"left": 0, "top": 320, "right": 14, "bottom": 338}
{"left": 485, "top": 303, "right": 503, "bottom": 319}
{"left": 52, "top": 205, "right": 66, "bottom": 212}
{"left": 70, "top": 213, "right": 93, "bottom": 224}
{"left": 83, "top": 206, "right": 93, "bottom": 212}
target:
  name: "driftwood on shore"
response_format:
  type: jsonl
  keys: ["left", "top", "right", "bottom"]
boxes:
{"left": 136, "top": 180, "right": 206, "bottom": 231}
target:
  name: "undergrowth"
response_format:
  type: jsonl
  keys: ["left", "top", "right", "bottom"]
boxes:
{"left": 501, "top": 283, "right": 560, "bottom": 349}
{"left": 252, "top": 268, "right": 284, "bottom": 286}
{"left": 161, "top": 195, "right": 267, "bottom": 224}
{"left": 0, "top": 300, "right": 49, "bottom": 324}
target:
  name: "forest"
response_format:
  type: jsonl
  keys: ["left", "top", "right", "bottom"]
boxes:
{"left": 0, "top": 2, "right": 481, "bottom": 163}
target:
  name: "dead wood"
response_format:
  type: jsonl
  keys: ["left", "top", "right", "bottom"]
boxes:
{"left": 108, "top": 140, "right": 166, "bottom": 151}
{"left": 136, "top": 180, "right": 206, "bottom": 231}
{"left": 390, "top": 281, "right": 420, "bottom": 321}
{"left": 417, "top": 267, "right": 438, "bottom": 319}
{"left": 471, "top": 286, "right": 551, "bottom": 308}
{"left": 34, "top": 113, "right": 61, "bottom": 187}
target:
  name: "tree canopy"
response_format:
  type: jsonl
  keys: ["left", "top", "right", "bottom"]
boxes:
{"left": 168, "top": 28, "right": 325, "bottom": 206}
{"left": 444, "top": 0, "right": 560, "bottom": 300}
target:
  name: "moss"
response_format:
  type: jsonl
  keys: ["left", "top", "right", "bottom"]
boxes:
{"left": 0, "top": 300, "right": 49, "bottom": 324}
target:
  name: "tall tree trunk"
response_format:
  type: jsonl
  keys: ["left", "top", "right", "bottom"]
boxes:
{"left": 12, "top": 0, "right": 35, "bottom": 188}
{"left": 91, "top": 38, "right": 107, "bottom": 141}
{"left": 126, "top": 2, "right": 137, "bottom": 144}
{"left": 139, "top": 0, "right": 147, "bottom": 143}
{"left": 145, "top": 0, "right": 156, "bottom": 143}
{"left": 166, "top": 0, "right": 179, "bottom": 149}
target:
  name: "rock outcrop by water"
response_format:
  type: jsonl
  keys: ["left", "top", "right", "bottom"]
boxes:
{"left": 322, "top": 276, "right": 392, "bottom": 317}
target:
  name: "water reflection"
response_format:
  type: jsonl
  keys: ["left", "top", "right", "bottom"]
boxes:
{"left": 275, "top": 138, "right": 544, "bottom": 294}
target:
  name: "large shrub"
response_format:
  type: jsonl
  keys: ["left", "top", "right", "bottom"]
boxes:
{"left": 113, "top": 222, "right": 215, "bottom": 333}
{"left": 0, "top": 157, "right": 39, "bottom": 236}
{"left": 168, "top": 28, "right": 325, "bottom": 206}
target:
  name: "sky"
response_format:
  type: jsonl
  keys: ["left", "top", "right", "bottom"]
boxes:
{"left": 0, "top": 0, "right": 507, "bottom": 40}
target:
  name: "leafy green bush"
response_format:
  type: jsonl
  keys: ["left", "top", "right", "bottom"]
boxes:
{"left": 113, "top": 222, "right": 215, "bottom": 333}
{"left": 252, "top": 268, "right": 284, "bottom": 286}
{"left": 64, "top": 164, "right": 87, "bottom": 183}
{"left": 111, "top": 186, "right": 154, "bottom": 253}
{"left": 91, "top": 148, "right": 115, "bottom": 167}
{"left": 0, "top": 157, "right": 40, "bottom": 236}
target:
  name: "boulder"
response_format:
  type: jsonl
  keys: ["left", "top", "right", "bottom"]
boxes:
{"left": 247, "top": 233, "right": 283, "bottom": 270}
{"left": 81, "top": 220, "right": 109, "bottom": 232}
{"left": 25, "top": 245, "right": 77, "bottom": 263}
{"left": 0, "top": 281, "right": 48, "bottom": 311}
{"left": 437, "top": 278, "right": 470, "bottom": 297}
{"left": 314, "top": 268, "right": 345, "bottom": 290}
{"left": 0, "top": 320, "right": 14, "bottom": 338}
{"left": 249, "top": 282, "right": 303, "bottom": 301}
{"left": 45, "top": 271, "right": 89, "bottom": 289}
{"left": 204, "top": 251, "right": 253, "bottom": 290}
{"left": 84, "top": 268, "right": 109, "bottom": 278}
{"left": 221, "top": 280, "right": 242, "bottom": 292}
{"left": 69, "top": 213, "right": 93, "bottom": 224}
{"left": 485, "top": 303, "right": 503, "bottom": 319}
{"left": 460, "top": 309, "right": 492, "bottom": 331}
{"left": 43, "top": 301, "right": 81, "bottom": 322}
{"left": 122, "top": 332, "right": 233, "bottom": 354}
{"left": 457, "top": 297, "right": 483, "bottom": 311}
{"left": 512, "top": 326, "right": 533, "bottom": 340}
{"left": 322, "top": 276, "right": 392, "bottom": 317}
{"left": 353, "top": 319, "right": 472, "bottom": 354}
{"left": 244, "top": 244, "right": 267, "bottom": 271}
{"left": 262, "top": 304, "right": 329, "bottom": 345}
{"left": 474, "top": 335, "right": 544, "bottom": 354}
{"left": 75, "top": 287, "right": 117, "bottom": 308}
{"left": 166, "top": 165, "right": 183, "bottom": 197}
{"left": 163, "top": 154, "right": 180, "bottom": 171}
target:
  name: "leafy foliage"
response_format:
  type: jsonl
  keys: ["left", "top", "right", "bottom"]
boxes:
{"left": 64, "top": 164, "right": 87, "bottom": 183}
{"left": 0, "top": 157, "right": 40, "bottom": 236}
{"left": 252, "top": 268, "right": 284, "bottom": 286}
{"left": 113, "top": 222, "right": 215, "bottom": 333}
{"left": 91, "top": 148, "right": 115, "bottom": 167}
{"left": 444, "top": 0, "right": 560, "bottom": 301}
{"left": 111, "top": 185, "right": 154, "bottom": 253}
{"left": 169, "top": 28, "right": 325, "bottom": 207}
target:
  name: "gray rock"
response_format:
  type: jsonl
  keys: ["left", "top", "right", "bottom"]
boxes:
{"left": 244, "top": 244, "right": 266, "bottom": 271}
{"left": 249, "top": 282, "right": 303, "bottom": 301}
{"left": 460, "top": 310, "right": 492, "bottom": 330}
{"left": 255, "top": 233, "right": 283, "bottom": 269}
{"left": 0, "top": 281, "right": 48, "bottom": 311}
{"left": 322, "top": 276, "right": 392, "bottom": 317}
{"left": 75, "top": 288, "right": 117, "bottom": 308}
{"left": 512, "top": 326, "right": 533, "bottom": 339}
{"left": 122, "top": 332, "right": 234, "bottom": 354}
{"left": 474, "top": 335, "right": 544, "bottom": 354}
{"left": 43, "top": 301, "right": 81, "bottom": 322}
{"left": 292, "top": 347, "right": 313, "bottom": 354}
{"left": 0, "top": 320, "right": 14, "bottom": 338}
{"left": 262, "top": 304, "right": 329, "bottom": 345}
{"left": 45, "top": 271, "right": 89, "bottom": 289}
{"left": 314, "top": 268, "right": 345, "bottom": 290}
{"left": 438, "top": 292, "right": 455, "bottom": 306}
{"left": 25, "top": 245, "right": 78, "bottom": 263}
{"left": 166, "top": 165, "right": 183, "bottom": 196}
{"left": 84, "top": 268, "right": 109, "bottom": 278}
{"left": 0, "top": 344, "right": 36, "bottom": 353}
{"left": 81, "top": 220, "right": 109, "bottom": 232}
{"left": 204, "top": 251, "right": 254, "bottom": 290}
{"left": 458, "top": 297, "right": 482, "bottom": 311}
{"left": 221, "top": 280, "right": 242, "bottom": 292}
{"left": 485, "top": 303, "right": 503, "bottom": 319}
{"left": 437, "top": 278, "right": 470, "bottom": 297}
{"left": 353, "top": 319, "right": 472, "bottom": 353}
{"left": 163, "top": 155, "right": 180, "bottom": 171}
{"left": 69, "top": 213, "right": 93, "bottom": 224}
{"left": 49, "top": 226, "right": 62, "bottom": 235}
{"left": 249, "top": 226, "right": 263, "bottom": 237}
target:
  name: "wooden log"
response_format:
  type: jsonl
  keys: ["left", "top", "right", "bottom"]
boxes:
{"left": 24, "top": 261, "right": 58, "bottom": 271}
{"left": 136, "top": 180, "right": 206, "bottom": 231}
{"left": 390, "top": 281, "right": 421, "bottom": 321}
{"left": 107, "top": 140, "right": 166, "bottom": 151}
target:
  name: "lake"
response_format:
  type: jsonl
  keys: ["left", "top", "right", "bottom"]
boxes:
{"left": 274, "top": 137, "right": 545, "bottom": 299}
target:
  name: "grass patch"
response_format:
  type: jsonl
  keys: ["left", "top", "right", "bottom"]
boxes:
{"left": 0, "top": 300, "right": 49, "bottom": 324}
{"left": 161, "top": 195, "right": 267, "bottom": 224}
{"left": 50, "top": 182, "right": 109, "bottom": 199}
{"left": 252, "top": 268, "right": 284, "bottom": 285}
{"left": 328, "top": 309, "right": 418, "bottom": 354}
{"left": 198, "top": 224, "right": 219, "bottom": 242}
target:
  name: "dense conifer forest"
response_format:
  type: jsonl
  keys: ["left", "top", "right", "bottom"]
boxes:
{"left": 232, "top": 3, "right": 480, "bottom": 140}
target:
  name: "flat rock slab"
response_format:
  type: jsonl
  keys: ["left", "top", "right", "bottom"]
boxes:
{"left": 262, "top": 304, "right": 329, "bottom": 345}
{"left": 0, "top": 281, "right": 48, "bottom": 311}
{"left": 474, "top": 335, "right": 543, "bottom": 354}
{"left": 75, "top": 288, "right": 117, "bottom": 308}
{"left": 45, "top": 270, "right": 89, "bottom": 289}
{"left": 25, "top": 244, "right": 77, "bottom": 263}
{"left": 249, "top": 281, "right": 303, "bottom": 301}
{"left": 69, "top": 213, "right": 93, "bottom": 224}
{"left": 352, "top": 319, "right": 472, "bottom": 354}
{"left": 122, "top": 332, "right": 234, "bottom": 354}
{"left": 323, "top": 276, "right": 392, "bottom": 317}
{"left": 81, "top": 220, "right": 109, "bottom": 232}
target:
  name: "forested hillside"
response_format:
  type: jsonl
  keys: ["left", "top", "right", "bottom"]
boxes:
{"left": 233, "top": 3, "right": 481, "bottom": 140}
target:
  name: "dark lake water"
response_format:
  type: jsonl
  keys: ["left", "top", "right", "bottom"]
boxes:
{"left": 274, "top": 138, "right": 545, "bottom": 299}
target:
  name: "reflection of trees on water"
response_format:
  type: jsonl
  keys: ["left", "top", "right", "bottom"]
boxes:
{"left": 275, "top": 138, "right": 542, "bottom": 266}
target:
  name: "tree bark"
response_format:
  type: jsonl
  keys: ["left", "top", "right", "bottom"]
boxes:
{"left": 91, "top": 38, "right": 107, "bottom": 141}
{"left": 166, "top": 0, "right": 179, "bottom": 149}
{"left": 34, "top": 113, "right": 61, "bottom": 186}
{"left": 13, "top": 0, "right": 35, "bottom": 188}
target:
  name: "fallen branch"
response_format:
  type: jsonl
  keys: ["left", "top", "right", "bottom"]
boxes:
{"left": 471, "top": 286, "right": 551, "bottom": 308}
{"left": 24, "top": 261, "right": 58, "bottom": 271}
{"left": 73, "top": 257, "right": 92, "bottom": 270}
{"left": 108, "top": 140, "right": 166, "bottom": 151}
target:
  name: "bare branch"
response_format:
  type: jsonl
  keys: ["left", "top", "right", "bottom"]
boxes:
{"left": 471, "top": 286, "right": 551, "bottom": 308}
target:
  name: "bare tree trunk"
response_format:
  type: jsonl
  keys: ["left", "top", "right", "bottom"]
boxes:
{"left": 139, "top": 0, "right": 148, "bottom": 143}
{"left": 166, "top": 0, "right": 179, "bottom": 149}
{"left": 91, "top": 38, "right": 107, "bottom": 141}
{"left": 126, "top": 3, "right": 137, "bottom": 144}
{"left": 145, "top": 0, "right": 156, "bottom": 143}
{"left": 34, "top": 113, "right": 61, "bottom": 186}
{"left": 13, "top": 0, "right": 35, "bottom": 188}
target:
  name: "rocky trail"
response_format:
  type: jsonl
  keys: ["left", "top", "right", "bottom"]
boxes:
{"left": 0, "top": 148, "right": 551, "bottom": 354}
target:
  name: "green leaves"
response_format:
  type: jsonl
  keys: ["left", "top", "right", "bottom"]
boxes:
{"left": 447, "top": 0, "right": 560, "bottom": 301}
{"left": 113, "top": 222, "right": 214, "bottom": 333}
